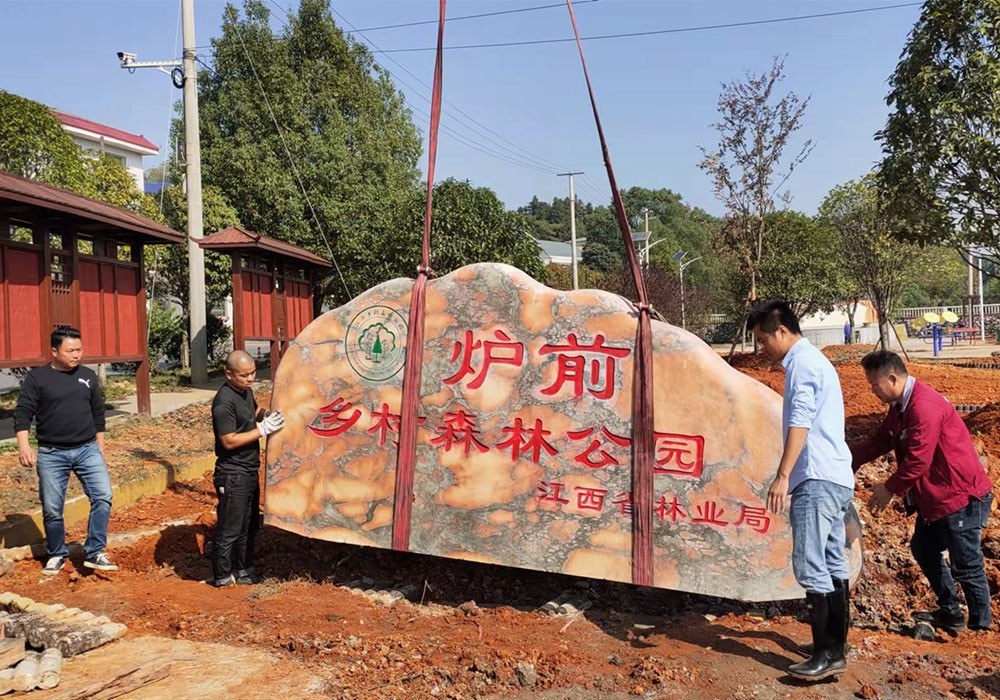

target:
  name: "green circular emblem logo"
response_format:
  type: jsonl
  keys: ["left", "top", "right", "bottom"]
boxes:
{"left": 345, "top": 305, "right": 408, "bottom": 382}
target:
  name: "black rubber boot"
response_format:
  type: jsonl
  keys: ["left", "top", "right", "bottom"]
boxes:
{"left": 788, "top": 591, "right": 846, "bottom": 681}
{"left": 798, "top": 579, "right": 852, "bottom": 656}
{"left": 828, "top": 580, "right": 850, "bottom": 656}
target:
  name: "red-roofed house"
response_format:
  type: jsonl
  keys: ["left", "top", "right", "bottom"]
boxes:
{"left": 52, "top": 111, "right": 159, "bottom": 191}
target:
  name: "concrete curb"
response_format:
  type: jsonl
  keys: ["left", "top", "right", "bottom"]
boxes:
{"left": 0, "top": 453, "right": 215, "bottom": 551}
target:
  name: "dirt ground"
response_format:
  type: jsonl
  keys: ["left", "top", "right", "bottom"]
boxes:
{"left": 2, "top": 356, "right": 999, "bottom": 699}
{"left": 0, "top": 400, "right": 217, "bottom": 514}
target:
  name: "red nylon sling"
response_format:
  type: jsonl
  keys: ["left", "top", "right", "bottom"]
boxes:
{"left": 392, "top": 0, "right": 656, "bottom": 588}
{"left": 391, "top": 0, "right": 447, "bottom": 552}
{"left": 565, "top": 0, "right": 656, "bottom": 586}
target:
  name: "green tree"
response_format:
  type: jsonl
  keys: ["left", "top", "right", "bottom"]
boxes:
{"left": 543, "top": 262, "right": 603, "bottom": 291}
{"left": 79, "top": 154, "right": 162, "bottom": 220}
{"left": 154, "top": 185, "right": 241, "bottom": 367}
{"left": 0, "top": 91, "right": 86, "bottom": 190}
{"left": 188, "top": 0, "right": 422, "bottom": 306}
{"left": 341, "top": 178, "right": 544, "bottom": 294}
{"left": 156, "top": 185, "right": 240, "bottom": 310}
{"left": 820, "top": 176, "right": 920, "bottom": 351}
{"left": 878, "top": 0, "right": 1000, "bottom": 252}
{"left": 900, "top": 247, "right": 967, "bottom": 307}
{"left": 757, "top": 211, "right": 851, "bottom": 318}
{"left": 581, "top": 241, "right": 620, "bottom": 274}
{"left": 580, "top": 208, "right": 622, "bottom": 272}
{"left": 619, "top": 186, "right": 719, "bottom": 287}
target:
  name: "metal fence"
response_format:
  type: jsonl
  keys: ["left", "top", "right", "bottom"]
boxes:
{"left": 897, "top": 304, "right": 1000, "bottom": 320}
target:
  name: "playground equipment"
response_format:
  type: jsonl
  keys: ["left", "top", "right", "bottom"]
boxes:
{"left": 913, "top": 311, "right": 961, "bottom": 356}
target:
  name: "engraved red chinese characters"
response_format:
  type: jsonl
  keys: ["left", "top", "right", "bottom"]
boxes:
{"left": 539, "top": 333, "right": 630, "bottom": 400}
{"left": 430, "top": 408, "right": 489, "bottom": 456}
{"left": 444, "top": 329, "right": 524, "bottom": 389}
{"left": 308, "top": 398, "right": 362, "bottom": 438}
{"left": 653, "top": 432, "right": 705, "bottom": 479}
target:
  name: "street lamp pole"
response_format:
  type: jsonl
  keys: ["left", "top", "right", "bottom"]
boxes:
{"left": 673, "top": 252, "right": 702, "bottom": 329}
{"left": 641, "top": 208, "right": 650, "bottom": 267}
{"left": 642, "top": 238, "right": 669, "bottom": 275}
{"left": 557, "top": 171, "right": 583, "bottom": 290}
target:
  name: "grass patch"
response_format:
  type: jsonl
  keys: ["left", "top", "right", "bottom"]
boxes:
{"left": 244, "top": 577, "right": 284, "bottom": 601}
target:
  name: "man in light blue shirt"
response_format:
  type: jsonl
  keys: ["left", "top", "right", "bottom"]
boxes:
{"left": 748, "top": 301, "right": 855, "bottom": 682}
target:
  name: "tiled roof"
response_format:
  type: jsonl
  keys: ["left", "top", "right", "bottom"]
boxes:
{"left": 0, "top": 169, "right": 183, "bottom": 244}
{"left": 198, "top": 226, "right": 331, "bottom": 268}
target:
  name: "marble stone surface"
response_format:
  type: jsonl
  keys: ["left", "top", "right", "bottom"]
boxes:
{"left": 265, "top": 263, "right": 863, "bottom": 601}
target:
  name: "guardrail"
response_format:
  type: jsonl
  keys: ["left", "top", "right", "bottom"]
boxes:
{"left": 897, "top": 304, "right": 1000, "bottom": 319}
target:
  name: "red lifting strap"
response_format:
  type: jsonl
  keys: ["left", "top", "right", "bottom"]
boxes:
{"left": 392, "top": 0, "right": 447, "bottom": 552}
{"left": 565, "top": 0, "right": 656, "bottom": 586}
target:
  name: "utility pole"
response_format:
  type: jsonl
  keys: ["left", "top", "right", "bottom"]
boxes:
{"left": 118, "top": 0, "right": 208, "bottom": 385}
{"left": 182, "top": 0, "right": 208, "bottom": 385}
{"left": 557, "top": 172, "right": 583, "bottom": 290}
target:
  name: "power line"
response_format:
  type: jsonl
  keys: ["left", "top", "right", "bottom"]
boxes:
{"left": 261, "top": 0, "right": 573, "bottom": 178}
{"left": 373, "top": 2, "right": 922, "bottom": 53}
{"left": 324, "top": 3, "right": 572, "bottom": 176}
{"left": 198, "top": 48, "right": 555, "bottom": 178}
{"left": 211, "top": 3, "right": 611, "bottom": 216}
{"left": 354, "top": 0, "right": 599, "bottom": 33}
{"left": 224, "top": 7, "right": 353, "bottom": 300}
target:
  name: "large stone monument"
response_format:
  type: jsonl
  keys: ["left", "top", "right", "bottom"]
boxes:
{"left": 265, "top": 263, "right": 862, "bottom": 601}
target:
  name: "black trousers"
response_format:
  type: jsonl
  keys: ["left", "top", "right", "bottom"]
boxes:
{"left": 212, "top": 470, "right": 261, "bottom": 580}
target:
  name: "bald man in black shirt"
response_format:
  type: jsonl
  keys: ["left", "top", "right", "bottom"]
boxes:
{"left": 209, "top": 350, "right": 284, "bottom": 587}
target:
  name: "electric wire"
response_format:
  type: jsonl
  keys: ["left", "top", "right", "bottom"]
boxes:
{"left": 224, "top": 6, "right": 353, "bottom": 300}
{"left": 355, "top": 0, "right": 600, "bottom": 32}
{"left": 374, "top": 2, "right": 922, "bottom": 53}
{"left": 328, "top": 2, "right": 575, "bottom": 176}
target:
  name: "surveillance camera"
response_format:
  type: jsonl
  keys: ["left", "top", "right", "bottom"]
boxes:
{"left": 117, "top": 51, "right": 137, "bottom": 65}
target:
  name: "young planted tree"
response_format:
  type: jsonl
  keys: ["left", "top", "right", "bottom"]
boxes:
{"left": 820, "top": 176, "right": 919, "bottom": 351}
{"left": 698, "top": 57, "right": 813, "bottom": 346}
{"left": 156, "top": 185, "right": 241, "bottom": 366}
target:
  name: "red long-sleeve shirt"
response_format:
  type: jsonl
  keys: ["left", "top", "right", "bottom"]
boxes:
{"left": 850, "top": 379, "right": 992, "bottom": 523}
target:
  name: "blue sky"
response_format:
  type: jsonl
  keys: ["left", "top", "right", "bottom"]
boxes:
{"left": 0, "top": 0, "right": 922, "bottom": 216}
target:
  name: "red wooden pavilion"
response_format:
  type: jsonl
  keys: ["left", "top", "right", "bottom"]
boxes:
{"left": 197, "top": 226, "right": 331, "bottom": 370}
{"left": 0, "top": 169, "right": 185, "bottom": 414}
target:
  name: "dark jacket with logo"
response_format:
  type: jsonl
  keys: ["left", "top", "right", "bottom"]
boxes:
{"left": 12, "top": 364, "right": 105, "bottom": 447}
{"left": 850, "top": 380, "right": 992, "bottom": 522}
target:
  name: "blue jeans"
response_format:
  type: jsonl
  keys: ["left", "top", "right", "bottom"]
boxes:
{"left": 37, "top": 441, "right": 113, "bottom": 558}
{"left": 911, "top": 492, "right": 993, "bottom": 630}
{"left": 790, "top": 478, "right": 854, "bottom": 594}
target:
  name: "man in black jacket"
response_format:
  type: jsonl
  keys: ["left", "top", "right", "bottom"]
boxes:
{"left": 14, "top": 326, "right": 118, "bottom": 575}
{"left": 210, "top": 350, "right": 284, "bottom": 587}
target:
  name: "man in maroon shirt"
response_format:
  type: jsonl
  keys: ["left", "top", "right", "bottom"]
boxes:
{"left": 852, "top": 351, "right": 993, "bottom": 631}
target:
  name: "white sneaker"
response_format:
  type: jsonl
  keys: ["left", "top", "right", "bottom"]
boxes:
{"left": 42, "top": 556, "right": 66, "bottom": 575}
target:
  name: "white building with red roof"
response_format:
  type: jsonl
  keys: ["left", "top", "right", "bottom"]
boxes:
{"left": 53, "top": 110, "right": 159, "bottom": 191}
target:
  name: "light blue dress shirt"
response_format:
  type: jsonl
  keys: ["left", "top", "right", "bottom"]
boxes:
{"left": 781, "top": 338, "right": 855, "bottom": 493}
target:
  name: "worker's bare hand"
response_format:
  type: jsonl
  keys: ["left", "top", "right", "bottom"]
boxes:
{"left": 18, "top": 445, "right": 36, "bottom": 468}
{"left": 867, "top": 482, "right": 893, "bottom": 515}
{"left": 767, "top": 474, "right": 789, "bottom": 515}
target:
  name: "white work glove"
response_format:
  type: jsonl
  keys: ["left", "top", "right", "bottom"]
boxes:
{"left": 257, "top": 411, "right": 285, "bottom": 437}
